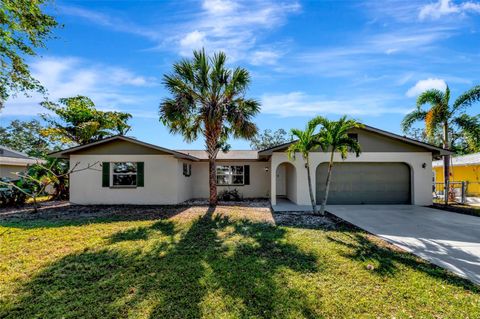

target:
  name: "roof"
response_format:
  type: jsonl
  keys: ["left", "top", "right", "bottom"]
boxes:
{"left": 0, "top": 145, "right": 32, "bottom": 159}
{"left": 433, "top": 152, "right": 480, "bottom": 168}
{"left": 0, "top": 145, "right": 45, "bottom": 166}
{"left": 178, "top": 150, "right": 259, "bottom": 160}
{"left": 49, "top": 136, "right": 200, "bottom": 161}
{"left": 258, "top": 125, "right": 452, "bottom": 156}
{"left": 0, "top": 156, "right": 43, "bottom": 166}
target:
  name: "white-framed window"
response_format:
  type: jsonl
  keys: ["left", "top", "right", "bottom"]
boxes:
{"left": 111, "top": 162, "right": 137, "bottom": 187}
{"left": 216, "top": 165, "right": 244, "bottom": 185}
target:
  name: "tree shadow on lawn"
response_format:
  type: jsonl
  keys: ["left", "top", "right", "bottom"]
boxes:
{"left": 0, "top": 205, "right": 192, "bottom": 229}
{"left": 326, "top": 226, "right": 480, "bottom": 292}
{"left": 2, "top": 207, "right": 320, "bottom": 319}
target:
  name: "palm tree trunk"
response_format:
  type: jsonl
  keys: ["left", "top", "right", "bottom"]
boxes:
{"left": 320, "top": 151, "right": 335, "bottom": 215}
{"left": 305, "top": 156, "right": 317, "bottom": 214}
{"left": 208, "top": 157, "right": 217, "bottom": 205}
{"left": 443, "top": 122, "right": 450, "bottom": 205}
{"left": 206, "top": 135, "right": 219, "bottom": 206}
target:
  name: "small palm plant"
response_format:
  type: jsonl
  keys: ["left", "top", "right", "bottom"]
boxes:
{"left": 286, "top": 117, "right": 323, "bottom": 214}
{"left": 402, "top": 85, "right": 480, "bottom": 204}
{"left": 316, "top": 116, "right": 363, "bottom": 215}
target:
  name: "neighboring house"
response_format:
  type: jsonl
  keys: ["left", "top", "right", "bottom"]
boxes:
{"left": 0, "top": 146, "right": 42, "bottom": 179}
{"left": 50, "top": 125, "right": 449, "bottom": 206}
{"left": 433, "top": 153, "right": 480, "bottom": 197}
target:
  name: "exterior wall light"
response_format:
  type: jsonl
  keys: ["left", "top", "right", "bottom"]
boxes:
{"left": 422, "top": 163, "right": 427, "bottom": 169}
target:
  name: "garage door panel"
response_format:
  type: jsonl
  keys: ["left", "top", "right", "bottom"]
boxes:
{"left": 316, "top": 162, "right": 410, "bottom": 204}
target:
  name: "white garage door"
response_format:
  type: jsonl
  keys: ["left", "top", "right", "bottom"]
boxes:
{"left": 316, "top": 162, "right": 411, "bottom": 204}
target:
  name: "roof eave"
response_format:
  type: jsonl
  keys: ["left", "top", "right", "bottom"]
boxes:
{"left": 47, "top": 136, "right": 200, "bottom": 161}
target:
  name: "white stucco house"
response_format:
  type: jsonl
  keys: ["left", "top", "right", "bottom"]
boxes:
{"left": 0, "top": 146, "right": 43, "bottom": 180}
{"left": 50, "top": 125, "right": 450, "bottom": 207}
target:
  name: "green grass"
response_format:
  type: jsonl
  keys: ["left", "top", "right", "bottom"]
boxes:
{"left": 0, "top": 205, "right": 479, "bottom": 319}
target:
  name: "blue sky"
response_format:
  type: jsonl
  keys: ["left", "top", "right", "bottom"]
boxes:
{"left": 2, "top": 0, "right": 480, "bottom": 149}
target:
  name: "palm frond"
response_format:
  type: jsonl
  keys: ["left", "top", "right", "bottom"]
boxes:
{"left": 416, "top": 89, "right": 444, "bottom": 108}
{"left": 452, "top": 85, "right": 480, "bottom": 113}
{"left": 401, "top": 109, "right": 427, "bottom": 132}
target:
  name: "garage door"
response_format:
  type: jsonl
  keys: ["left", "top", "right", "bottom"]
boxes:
{"left": 316, "top": 162, "right": 411, "bottom": 204}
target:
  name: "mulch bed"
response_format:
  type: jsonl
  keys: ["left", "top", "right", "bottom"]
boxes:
{"left": 430, "top": 203, "right": 480, "bottom": 217}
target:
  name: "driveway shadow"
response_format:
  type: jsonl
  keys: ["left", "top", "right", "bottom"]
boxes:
{"left": 327, "top": 230, "right": 480, "bottom": 292}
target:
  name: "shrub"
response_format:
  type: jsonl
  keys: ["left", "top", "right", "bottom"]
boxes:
{"left": 0, "top": 179, "right": 27, "bottom": 207}
{"left": 218, "top": 189, "right": 242, "bottom": 201}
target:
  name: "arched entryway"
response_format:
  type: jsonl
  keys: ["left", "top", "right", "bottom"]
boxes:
{"left": 315, "top": 162, "right": 411, "bottom": 204}
{"left": 275, "top": 162, "right": 297, "bottom": 204}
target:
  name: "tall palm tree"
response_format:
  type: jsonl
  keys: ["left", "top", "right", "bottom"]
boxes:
{"left": 286, "top": 117, "right": 323, "bottom": 214}
{"left": 402, "top": 85, "right": 480, "bottom": 204}
{"left": 159, "top": 49, "right": 260, "bottom": 205}
{"left": 316, "top": 116, "right": 362, "bottom": 215}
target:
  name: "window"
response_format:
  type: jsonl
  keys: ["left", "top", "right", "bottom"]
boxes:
{"left": 347, "top": 133, "right": 358, "bottom": 141}
{"left": 216, "top": 165, "right": 244, "bottom": 185}
{"left": 112, "top": 162, "right": 137, "bottom": 187}
{"left": 183, "top": 163, "right": 192, "bottom": 177}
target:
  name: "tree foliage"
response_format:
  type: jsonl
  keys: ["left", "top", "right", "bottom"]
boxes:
{"left": 287, "top": 118, "right": 324, "bottom": 214}
{"left": 315, "top": 116, "right": 363, "bottom": 215}
{"left": 0, "top": 119, "right": 53, "bottom": 157}
{"left": 0, "top": 0, "right": 59, "bottom": 108}
{"left": 159, "top": 49, "right": 260, "bottom": 204}
{"left": 402, "top": 85, "right": 480, "bottom": 153}
{"left": 250, "top": 129, "right": 290, "bottom": 150}
{"left": 41, "top": 96, "right": 132, "bottom": 145}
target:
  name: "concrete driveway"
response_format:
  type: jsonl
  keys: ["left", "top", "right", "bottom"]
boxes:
{"left": 327, "top": 205, "right": 480, "bottom": 285}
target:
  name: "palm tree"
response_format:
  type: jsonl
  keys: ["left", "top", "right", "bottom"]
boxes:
{"left": 402, "top": 85, "right": 480, "bottom": 204}
{"left": 159, "top": 49, "right": 260, "bottom": 205}
{"left": 286, "top": 117, "right": 323, "bottom": 214}
{"left": 316, "top": 116, "right": 362, "bottom": 215}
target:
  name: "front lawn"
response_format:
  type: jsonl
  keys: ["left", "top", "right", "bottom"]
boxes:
{"left": 0, "top": 205, "right": 478, "bottom": 318}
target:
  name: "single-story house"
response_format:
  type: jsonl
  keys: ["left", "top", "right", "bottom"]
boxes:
{"left": 50, "top": 125, "right": 450, "bottom": 206}
{"left": 433, "top": 153, "right": 480, "bottom": 197}
{"left": 0, "top": 146, "right": 43, "bottom": 179}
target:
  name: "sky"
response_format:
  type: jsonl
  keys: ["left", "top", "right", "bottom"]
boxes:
{"left": 2, "top": 0, "right": 480, "bottom": 150}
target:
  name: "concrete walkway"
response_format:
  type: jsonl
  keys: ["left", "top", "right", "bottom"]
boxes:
{"left": 327, "top": 205, "right": 480, "bottom": 285}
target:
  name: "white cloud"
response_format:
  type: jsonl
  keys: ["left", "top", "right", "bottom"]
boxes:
{"left": 419, "top": 0, "right": 480, "bottom": 20}
{"left": 261, "top": 92, "right": 411, "bottom": 117}
{"left": 3, "top": 56, "right": 158, "bottom": 117}
{"left": 179, "top": 31, "right": 207, "bottom": 56}
{"left": 406, "top": 78, "right": 447, "bottom": 97}
{"left": 202, "top": 0, "right": 238, "bottom": 14}
{"left": 173, "top": 0, "right": 300, "bottom": 61}
{"left": 60, "top": 5, "right": 162, "bottom": 41}
{"left": 250, "top": 50, "right": 282, "bottom": 65}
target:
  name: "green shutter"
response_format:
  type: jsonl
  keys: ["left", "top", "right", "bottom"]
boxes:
{"left": 102, "top": 162, "right": 110, "bottom": 187}
{"left": 137, "top": 162, "right": 144, "bottom": 187}
{"left": 244, "top": 165, "right": 250, "bottom": 185}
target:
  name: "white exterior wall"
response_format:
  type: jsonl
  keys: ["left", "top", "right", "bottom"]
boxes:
{"left": 0, "top": 165, "right": 26, "bottom": 179}
{"left": 177, "top": 161, "right": 193, "bottom": 203}
{"left": 190, "top": 161, "right": 271, "bottom": 199}
{"left": 70, "top": 154, "right": 185, "bottom": 205}
{"left": 285, "top": 163, "right": 297, "bottom": 202}
{"left": 270, "top": 152, "right": 433, "bottom": 206}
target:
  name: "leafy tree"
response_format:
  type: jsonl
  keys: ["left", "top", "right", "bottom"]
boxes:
{"left": 455, "top": 114, "right": 480, "bottom": 153}
{"left": 0, "top": 0, "right": 59, "bottom": 108}
{"left": 160, "top": 49, "right": 260, "bottom": 205}
{"left": 0, "top": 160, "right": 97, "bottom": 212}
{"left": 41, "top": 96, "right": 132, "bottom": 145}
{"left": 250, "top": 128, "right": 290, "bottom": 150}
{"left": 316, "top": 116, "right": 362, "bottom": 215}
{"left": 286, "top": 118, "right": 323, "bottom": 214}
{"left": 0, "top": 119, "right": 53, "bottom": 157}
{"left": 401, "top": 85, "right": 480, "bottom": 203}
